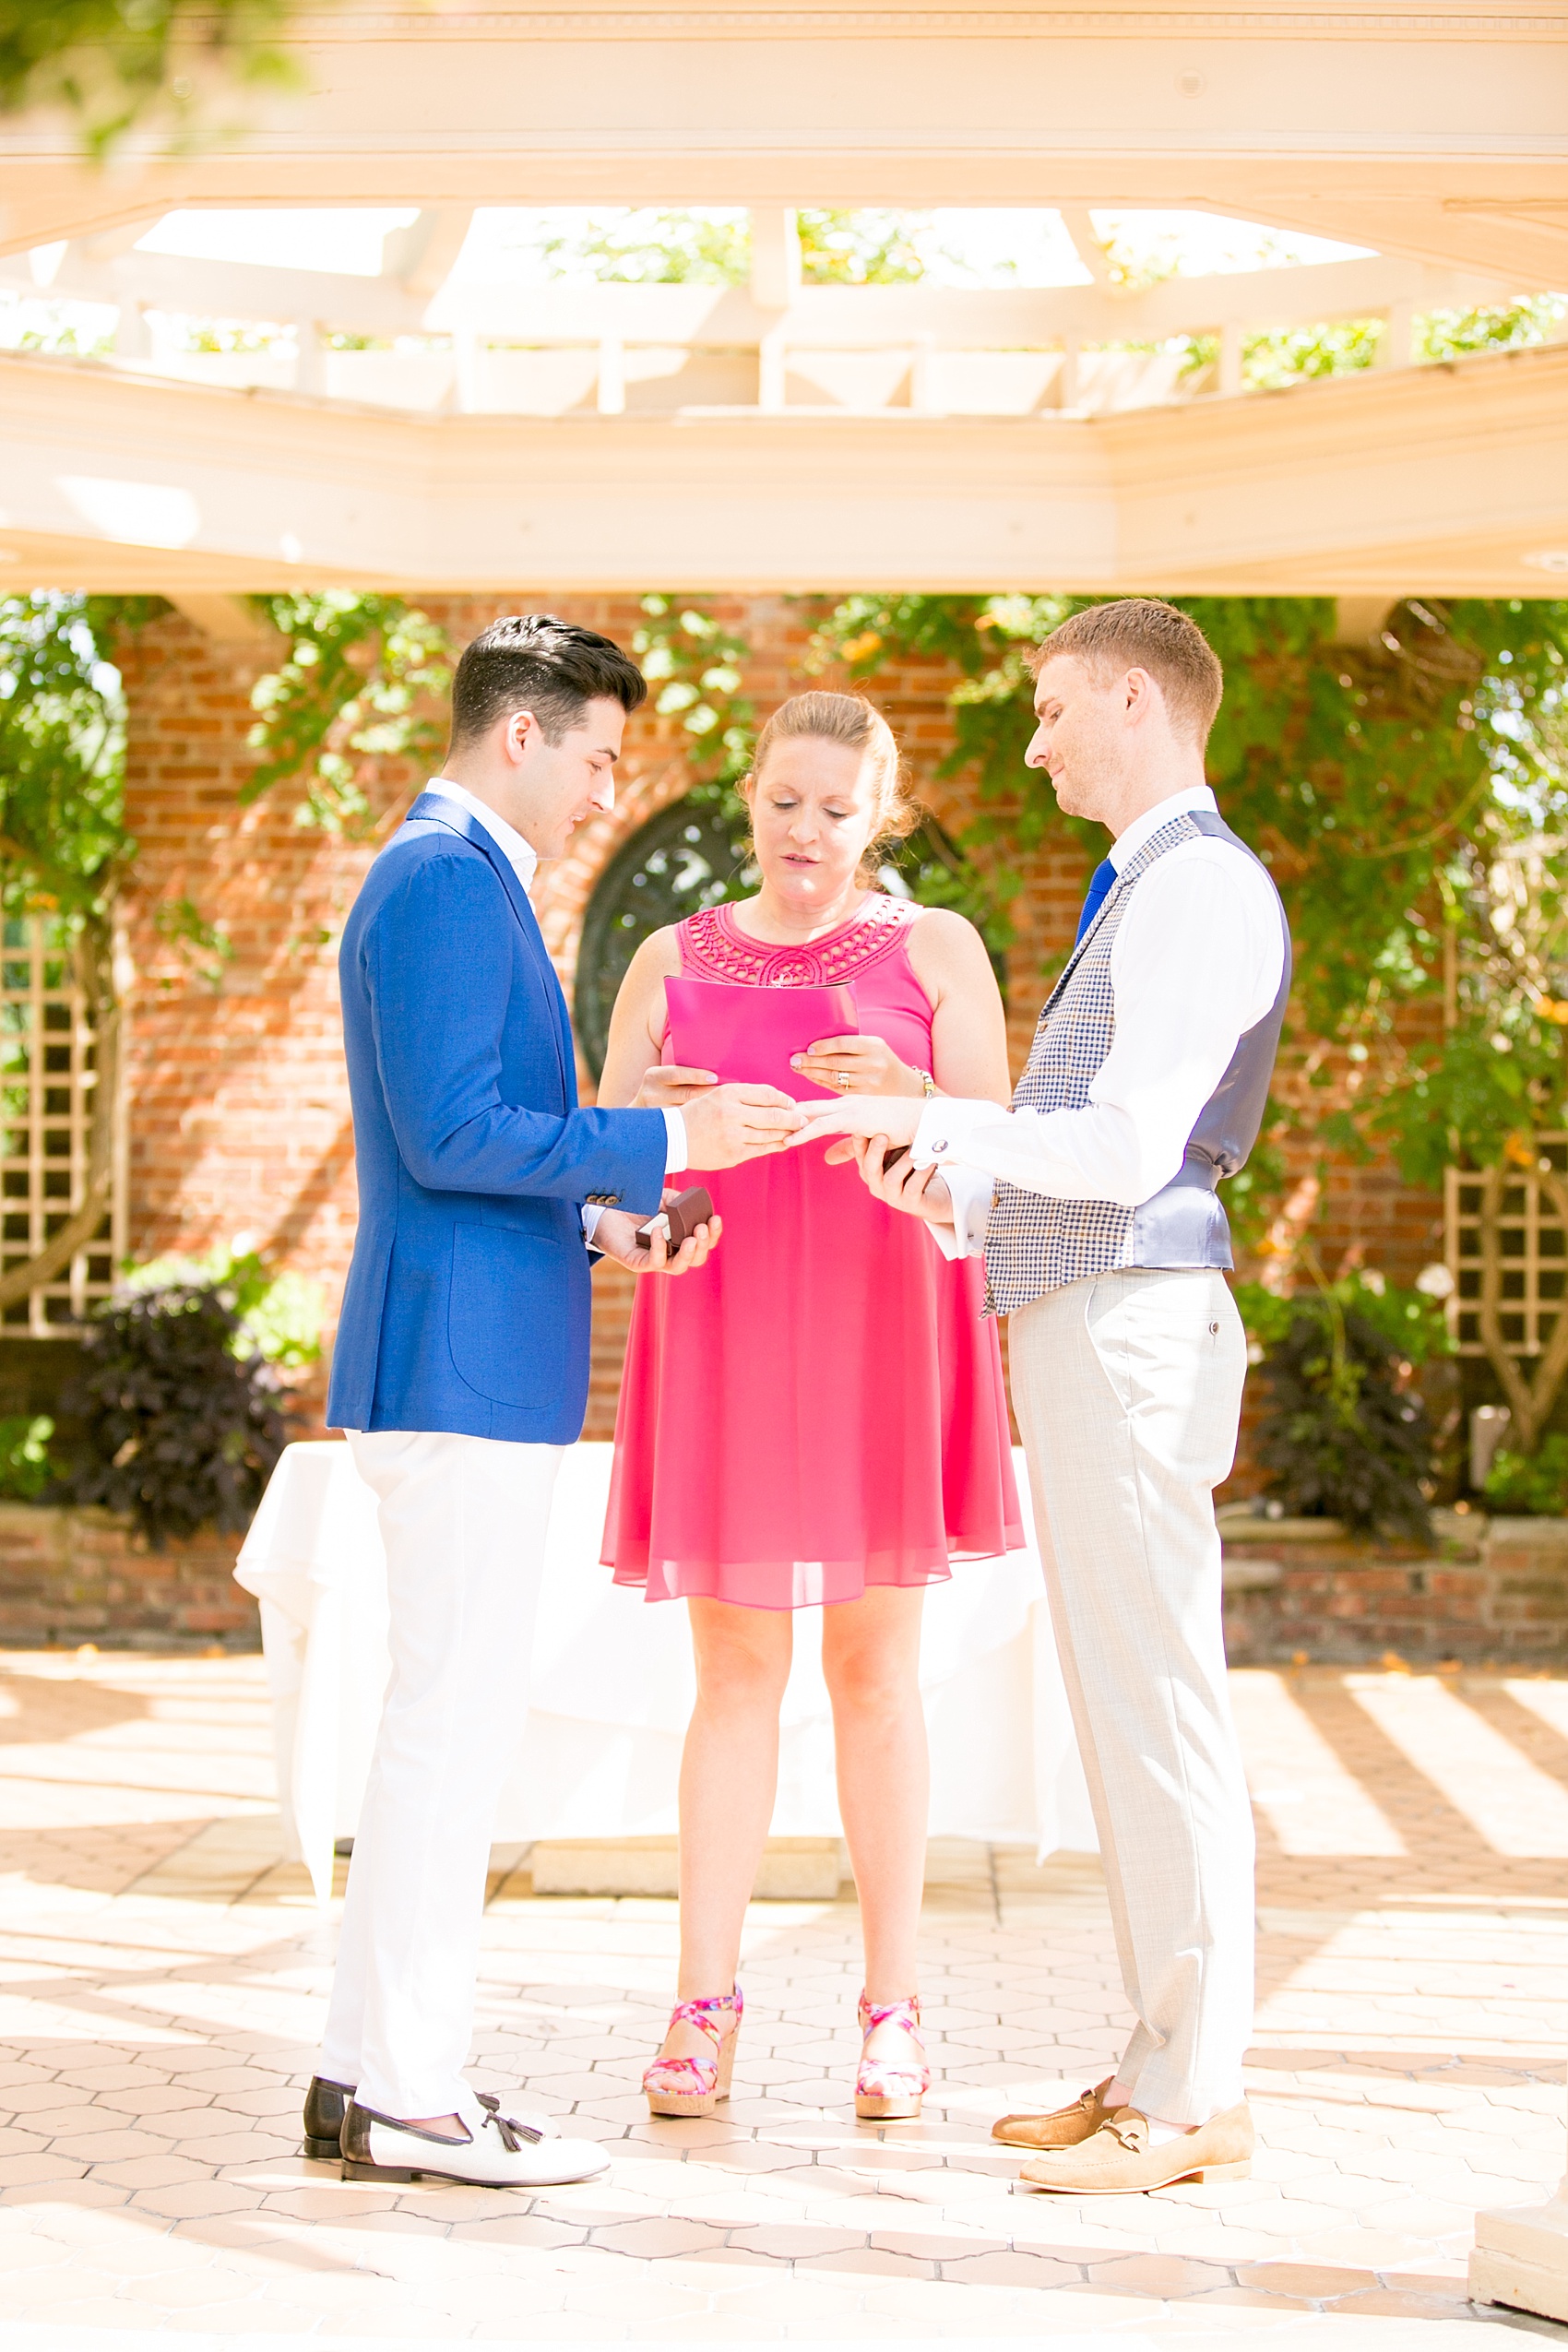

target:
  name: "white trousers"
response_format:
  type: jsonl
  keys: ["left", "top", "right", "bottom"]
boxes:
{"left": 320, "top": 1429, "right": 563, "bottom": 2119}
{"left": 1008, "top": 1267, "right": 1254, "bottom": 2127}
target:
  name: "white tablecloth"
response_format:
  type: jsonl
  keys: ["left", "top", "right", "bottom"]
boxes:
{"left": 235, "top": 1440, "right": 1096, "bottom": 1903}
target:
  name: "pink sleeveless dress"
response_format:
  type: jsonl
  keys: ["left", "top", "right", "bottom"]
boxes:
{"left": 601, "top": 897, "right": 1024, "bottom": 1610}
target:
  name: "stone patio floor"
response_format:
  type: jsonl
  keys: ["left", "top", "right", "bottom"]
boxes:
{"left": 0, "top": 1651, "right": 1565, "bottom": 2348}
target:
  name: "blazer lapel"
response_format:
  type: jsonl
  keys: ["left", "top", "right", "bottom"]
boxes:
{"left": 406, "top": 791, "right": 570, "bottom": 1098}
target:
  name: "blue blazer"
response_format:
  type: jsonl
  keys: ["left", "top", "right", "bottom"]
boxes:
{"left": 326, "top": 791, "right": 668, "bottom": 1443}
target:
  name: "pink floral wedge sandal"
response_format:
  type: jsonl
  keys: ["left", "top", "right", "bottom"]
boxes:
{"left": 643, "top": 1985, "right": 743, "bottom": 2119}
{"left": 855, "top": 1991, "right": 931, "bottom": 2121}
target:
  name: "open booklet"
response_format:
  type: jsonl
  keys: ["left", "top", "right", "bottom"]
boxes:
{"left": 664, "top": 977, "right": 859, "bottom": 1101}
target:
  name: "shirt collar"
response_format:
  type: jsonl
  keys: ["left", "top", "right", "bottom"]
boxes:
{"left": 425, "top": 777, "right": 539, "bottom": 895}
{"left": 1108, "top": 782, "right": 1218, "bottom": 873}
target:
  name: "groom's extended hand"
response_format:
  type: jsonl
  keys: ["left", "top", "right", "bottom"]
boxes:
{"left": 789, "top": 1094, "right": 923, "bottom": 1152}
{"left": 681, "top": 1082, "right": 806, "bottom": 1169}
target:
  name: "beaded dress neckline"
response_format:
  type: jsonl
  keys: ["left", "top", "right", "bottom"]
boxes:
{"left": 682, "top": 896, "right": 917, "bottom": 990}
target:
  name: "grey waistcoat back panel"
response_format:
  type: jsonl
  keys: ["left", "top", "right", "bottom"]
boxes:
{"left": 983, "top": 809, "right": 1291, "bottom": 1317}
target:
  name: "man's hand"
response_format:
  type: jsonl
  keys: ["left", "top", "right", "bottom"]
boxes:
{"left": 633, "top": 1063, "right": 719, "bottom": 1111}
{"left": 836, "top": 1134, "right": 956, "bottom": 1229}
{"left": 682, "top": 1082, "right": 806, "bottom": 1169}
{"left": 788, "top": 1093, "right": 923, "bottom": 1153}
{"left": 593, "top": 1197, "right": 722, "bottom": 1276}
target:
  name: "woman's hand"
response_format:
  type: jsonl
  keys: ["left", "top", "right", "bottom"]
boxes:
{"left": 790, "top": 1032, "right": 925, "bottom": 1099}
{"left": 593, "top": 1200, "right": 722, "bottom": 1277}
{"left": 632, "top": 1064, "right": 719, "bottom": 1110}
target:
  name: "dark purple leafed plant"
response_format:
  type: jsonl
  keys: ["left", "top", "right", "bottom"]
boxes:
{"left": 59, "top": 1279, "right": 292, "bottom": 1547}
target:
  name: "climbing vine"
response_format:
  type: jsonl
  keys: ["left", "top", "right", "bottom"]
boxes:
{"left": 244, "top": 592, "right": 456, "bottom": 836}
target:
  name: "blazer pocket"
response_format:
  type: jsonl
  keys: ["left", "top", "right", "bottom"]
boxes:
{"left": 447, "top": 1225, "right": 566, "bottom": 1408}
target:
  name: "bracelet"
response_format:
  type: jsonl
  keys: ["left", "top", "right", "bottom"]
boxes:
{"left": 915, "top": 1068, "right": 936, "bottom": 1098}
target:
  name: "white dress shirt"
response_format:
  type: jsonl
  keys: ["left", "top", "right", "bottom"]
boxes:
{"left": 922, "top": 784, "right": 1285, "bottom": 1257}
{"left": 425, "top": 779, "right": 685, "bottom": 1229}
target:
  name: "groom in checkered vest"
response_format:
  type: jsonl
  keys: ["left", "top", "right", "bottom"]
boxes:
{"left": 801, "top": 600, "right": 1290, "bottom": 2196}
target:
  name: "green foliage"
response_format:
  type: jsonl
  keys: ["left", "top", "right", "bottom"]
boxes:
{"left": 1234, "top": 1272, "right": 1445, "bottom": 1536}
{"left": 153, "top": 895, "right": 232, "bottom": 989}
{"left": 797, "top": 211, "right": 937, "bottom": 286}
{"left": 1419, "top": 297, "right": 1566, "bottom": 362}
{"left": 1241, "top": 317, "right": 1385, "bottom": 389}
{"left": 633, "top": 596, "right": 755, "bottom": 795}
{"left": 535, "top": 208, "right": 945, "bottom": 290}
{"left": 1184, "top": 294, "right": 1564, "bottom": 396}
{"left": 61, "top": 1278, "right": 292, "bottom": 1545}
{"left": 0, "top": 595, "right": 145, "bottom": 918}
{"left": 539, "top": 209, "right": 749, "bottom": 286}
{"left": 1234, "top": 1271, "right": 1453, "bottom": 1368}
{"left": 245, "top": 592, "right": 456, "bottom": 834}
{"left": 0, "top": 0, "right": 308, "bottom": 158}
{"left": 121, "top": 1241, "right": 324, "bottom": 1368}
{"left": 1483, "top": 1432, "right": 1568, "bottom": 1515}
{"left": 0, "top": 1414, "right": 63, "bottom": 1502}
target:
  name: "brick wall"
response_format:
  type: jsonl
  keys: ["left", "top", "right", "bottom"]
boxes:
{"left": 116, "top": 612, "right": 376, "bottom": 1431}
{"left": 113, "top": 596, "right": 1449, "bottom": 1448}
{"left": 9, "top": 1501, "right": 1566, "bottom": 1663}
{"left": 0, "top": 1505, "right": 254, "bottom": 1648}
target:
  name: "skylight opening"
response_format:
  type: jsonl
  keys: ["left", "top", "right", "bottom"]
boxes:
{"left": 136, "top": 209, "right": 422, "bottom": 277}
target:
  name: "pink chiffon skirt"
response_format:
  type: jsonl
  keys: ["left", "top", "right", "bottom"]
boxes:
{"left": 601, "top": 1140, "right": 1024, "bottom": 1610}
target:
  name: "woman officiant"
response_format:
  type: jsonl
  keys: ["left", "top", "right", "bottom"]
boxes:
{"left": 598, "top": 693, "right": 1020, "bottom": 2123}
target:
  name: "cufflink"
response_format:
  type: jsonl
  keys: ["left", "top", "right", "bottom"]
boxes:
{"left": 930, "top": 1138, "right": 949, "bottom": 1154}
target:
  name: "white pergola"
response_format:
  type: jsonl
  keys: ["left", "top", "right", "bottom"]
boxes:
{"left": 0, "top": 2, "right": 1565, "bottom": 604}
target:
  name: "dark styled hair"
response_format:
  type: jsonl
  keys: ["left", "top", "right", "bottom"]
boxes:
{"left": 1031, "top": 599, "right": 1224, "bottom": 748}
{"left": 448, "top": 613, "right": 647, "bottom": 748}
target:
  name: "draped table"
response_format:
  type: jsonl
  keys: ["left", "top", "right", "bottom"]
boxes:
{"left": 235, "top": 1439, "right": 1096, "bottom": 1905}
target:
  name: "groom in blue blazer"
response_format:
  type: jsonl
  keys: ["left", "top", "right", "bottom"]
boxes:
{"left": 310, "top": 616, "right": 802, "bottom": 2189}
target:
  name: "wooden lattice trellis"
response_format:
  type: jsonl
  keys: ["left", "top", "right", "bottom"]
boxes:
{"left": 0, "top": 916, "right": 125, "bottom": 1336}
{"left": 1446, "top": 1141, "right": 1568, "bottom": 1357}
{"left": 1446, "top": 1135, "right": 1568, "bottom": 1453}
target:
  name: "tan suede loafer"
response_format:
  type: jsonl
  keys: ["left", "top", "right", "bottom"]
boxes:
{"left": 992, "top": 2075, "right": 1115, "bottom": 2151}
{"left": 1016, "top": 2101, "right": 1254, "bottom": 2195}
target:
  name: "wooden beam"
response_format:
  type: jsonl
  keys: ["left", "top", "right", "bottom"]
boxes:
{"left": 0, "top": 6, "right": 1563, "bottom": 278}
{"left": 0, "top": 338, "right": 1562, "bottom": 597}
{"left": 0, "top": 246, "right": 1515, "bottom": 352}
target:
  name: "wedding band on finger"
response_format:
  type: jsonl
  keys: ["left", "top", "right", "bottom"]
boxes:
{"left": 837, "top": 1073, "right": 851, "bottom": 1092}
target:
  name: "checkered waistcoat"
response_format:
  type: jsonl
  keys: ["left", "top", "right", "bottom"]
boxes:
{"left": 984, "top": 808, "right": 1291, "bottom": 1316}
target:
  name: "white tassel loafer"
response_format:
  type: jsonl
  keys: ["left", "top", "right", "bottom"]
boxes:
{"left": 340, "top": 2086, "right": 611, "bottom": 2188}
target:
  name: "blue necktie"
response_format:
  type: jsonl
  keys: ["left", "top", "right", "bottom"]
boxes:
{"left": 1074, "top": 858, "right": 1117, "bottom": 947}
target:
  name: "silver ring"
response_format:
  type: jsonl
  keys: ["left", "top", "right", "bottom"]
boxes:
{"left": 837, "top": 1073, "right": 851, "bottom": 1092}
